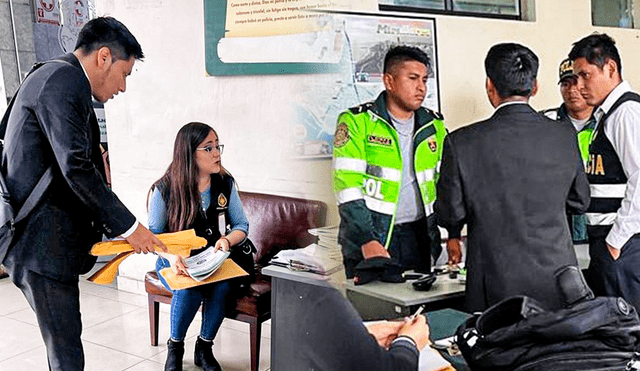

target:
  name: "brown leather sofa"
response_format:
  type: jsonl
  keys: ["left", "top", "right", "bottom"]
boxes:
{"left": 145, "top": 191, "right": 327, "bottom": 371}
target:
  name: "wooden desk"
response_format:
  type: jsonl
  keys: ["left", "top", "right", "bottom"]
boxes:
{"left": 346, "top": 274, "right": 466, "bottom": 320}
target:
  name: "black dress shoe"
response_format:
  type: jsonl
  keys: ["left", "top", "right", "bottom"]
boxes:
{"left": 194, "top": 336, "right": 222, "bottom": 371}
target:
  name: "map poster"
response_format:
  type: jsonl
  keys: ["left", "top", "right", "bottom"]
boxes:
{"left": 290, "top": 13, "right": 439, "bottom": 159}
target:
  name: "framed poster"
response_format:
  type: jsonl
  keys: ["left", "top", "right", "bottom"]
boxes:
{"left": 290, "top": 13, "right": 440, "bottom": 159}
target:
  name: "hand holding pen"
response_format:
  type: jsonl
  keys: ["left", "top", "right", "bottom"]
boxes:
{"left": 398, "top": 307, "right": 430, "bottom": 350}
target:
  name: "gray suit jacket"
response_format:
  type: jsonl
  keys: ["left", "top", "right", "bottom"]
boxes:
{"left": 1, "top": 53, "right": 135, "bottom": 281}
{"left": 435, "top": 103, "right": 590, "bottom": 312}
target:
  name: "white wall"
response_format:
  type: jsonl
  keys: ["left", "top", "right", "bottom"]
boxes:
{"left": 0, "top": 52, "right": 6, "bottom": 115}
{"left": 96, "top": 0, "right": 640, "bottom": 291}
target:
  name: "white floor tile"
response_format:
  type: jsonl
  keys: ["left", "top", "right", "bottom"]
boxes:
{"left": 0, "top": 280, "right": 31, "bottom": 316}
{"left": 83, "top": 341, "right": 146, "bottom": 371}
{"left": 0, "top": 345, "right": 48, "bottom": 371}
{"left": 79, "top": 280, "right": 148, "bottom": 308}
{"left": 80, "top": 291, "right": 141, "bottom": 329}
{"left": 121, "top": 359, "right": 164, "bottom": 371}
{"left": 5, "top": 306, "right": 38, "bottom": 326}
{"left": 0, "top": 316, "right": 44, "bottom": 362}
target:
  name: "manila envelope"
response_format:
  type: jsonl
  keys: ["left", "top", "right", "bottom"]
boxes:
{"left": 159, "top": 259, "right": 249, "bottom": 290}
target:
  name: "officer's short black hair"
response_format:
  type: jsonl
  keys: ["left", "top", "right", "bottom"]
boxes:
{"left": 383, "top": 45, "right": 430, "bottom": 74}
{"left": 485, "top": 43, "right": 538, "bottom": 99}
{"left": 568, "top": 33, "right": 622, "bottom": 77}
{"left": 75, "top": 17, "right": 144, "bottom": 62}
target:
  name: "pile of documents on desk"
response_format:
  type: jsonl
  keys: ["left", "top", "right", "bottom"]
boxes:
{"left": 269, "top": 243, "right": 342, "bottom": 275}
{"left": 308, "top": 225, "right": 342, "bottom": 261}
{"left": 184, "top": 246, "right": 230, "bottom": 282}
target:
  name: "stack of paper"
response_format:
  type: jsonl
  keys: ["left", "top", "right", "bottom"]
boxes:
{"left": 184, "top": 246, "right": 230, "bottom": 282}
{"left": 269, "top": 243, "right": 342, "bottom": 275}
{"left": 308, "top": 225, "right": 342, "bottom": 261}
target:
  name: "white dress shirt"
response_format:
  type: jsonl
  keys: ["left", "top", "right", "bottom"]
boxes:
{"left": 593, "top": 81, "right": 640, "bottom": 249}
{"left": 76, "top": 55, "right": 139, "bottom": 238}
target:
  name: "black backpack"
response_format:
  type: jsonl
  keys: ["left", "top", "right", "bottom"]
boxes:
{"left": 455, "top": 266, "right": 640, "bottom": 371}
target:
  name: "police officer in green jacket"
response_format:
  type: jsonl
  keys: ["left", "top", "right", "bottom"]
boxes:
{"left": 332, "top": 45, "right": 461, "bottom": 283}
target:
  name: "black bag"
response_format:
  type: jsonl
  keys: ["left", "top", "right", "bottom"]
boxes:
{"left": 0, "top": 73, "right": 53, "bottom": 263}
{"left": 455, "top": 266, "right": 640, "bottom": 371}
{"left": 229, "top": 237, "right": 256, "bottom": 278}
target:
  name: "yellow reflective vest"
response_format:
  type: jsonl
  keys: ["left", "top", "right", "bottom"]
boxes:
{"left": 332, "top": 92, "right": 450, "bottom": 263}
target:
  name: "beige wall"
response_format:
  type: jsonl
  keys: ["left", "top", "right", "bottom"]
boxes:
{"left": 99, "top": 0, "right": 640, "bottom": 231}
{"left": 97, "top": 2, "right": 640, "bottom": 289}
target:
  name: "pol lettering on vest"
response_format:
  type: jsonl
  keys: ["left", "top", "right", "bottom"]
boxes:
{"left": 363, "top": 178, "right": 384, "bottom": 199}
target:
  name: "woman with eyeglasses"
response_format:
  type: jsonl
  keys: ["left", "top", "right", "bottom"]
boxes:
{"left": 147, "top": 122, "right": 248, "bottom": 371}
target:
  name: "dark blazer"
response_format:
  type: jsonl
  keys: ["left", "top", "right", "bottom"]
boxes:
{"left": 435, "top": 103, "right": 590, "bottom": 312}
{"left": 277, "top": 279, "right": 419, "bottom": 371}
{"left": 1, "top": 53, "right": 135, "bottom": 281}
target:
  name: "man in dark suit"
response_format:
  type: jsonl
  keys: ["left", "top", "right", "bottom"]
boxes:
{"left": 0, "top": 17, "right": 167, "bottom": 370}
{"left": 434, "top": 43, "right": 590, "bottom": 312}
{"left": 277, "top": 279, "right": 439, "bottom": 371}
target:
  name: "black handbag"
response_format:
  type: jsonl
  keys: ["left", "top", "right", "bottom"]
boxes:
{"left": 229, "top": 237, "right": 256, "bottom": 279}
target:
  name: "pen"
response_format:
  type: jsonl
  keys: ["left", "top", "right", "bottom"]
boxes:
{"left": 409, "top": 305, "right": 425, "bottom": 321}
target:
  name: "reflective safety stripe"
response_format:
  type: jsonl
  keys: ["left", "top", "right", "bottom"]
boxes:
{"left": 423, "top": 200, "right": 435, "bottom": 215}
{"left": 333, "top": 157, "right": 367, "bottom": 172}
{"left": 416, "top": 169, "right": 436, "bottom": 184}
{"left": 586, "top": 212, "right": 617, "bottom": 226}
{"left": 590, "top": 183, "right": 626, "bottom": 198}
{"left": 364, "top": 195, "right": 396, "bottom": 215}
{"left": 436, "top": 160, "right": 442, "bottom": 173}
{"left": 336, "top": 188, "right": 363, "bottom": 204}
{"left": 366, "top": 165, "right": 402, "bottom": 182}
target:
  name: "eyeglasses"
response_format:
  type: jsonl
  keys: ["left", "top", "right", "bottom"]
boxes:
{"left": 196, "top": 144, "right": 224, "bottom": 154}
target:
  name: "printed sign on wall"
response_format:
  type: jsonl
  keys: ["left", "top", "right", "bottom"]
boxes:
{"left": 34, "top": 0, "right": 61, "bottom": 26}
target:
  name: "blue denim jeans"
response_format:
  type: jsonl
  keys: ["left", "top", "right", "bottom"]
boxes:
{"left": 156, "top": 257, "right": 231, "bottom": 341}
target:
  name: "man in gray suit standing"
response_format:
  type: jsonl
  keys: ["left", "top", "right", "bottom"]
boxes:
{"left": 0, "top": 17, "right": 167, "bottom": 370}
{"left": 435, "top": 43, "right": 590, "bottom": 312}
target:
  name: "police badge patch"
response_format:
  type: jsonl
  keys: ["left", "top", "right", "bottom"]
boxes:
{"left": 218, "top": 193, "right": 228, "bottom": 208}
{"left": 428, "top": 137, "right": 437, "bottom": 152}
{"left": 334, "top": 123, "right": 350, "bottom": 147}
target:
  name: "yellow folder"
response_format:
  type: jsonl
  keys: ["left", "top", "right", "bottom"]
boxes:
{"left": 159, "top": 259, "right": 249, "bottom": 290}
{"left": 90, "top": 229, "right": 207, "bottom": 257}
{"left": 87, "top": 229, "right": 208, "bottom": 285}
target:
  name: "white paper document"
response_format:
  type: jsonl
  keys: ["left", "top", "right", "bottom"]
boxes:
{"left": 184, "top": 246, "right": 230, "bottom": 282}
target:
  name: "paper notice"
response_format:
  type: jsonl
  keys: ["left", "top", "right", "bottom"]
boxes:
{"left": 225, "top": 0, "right": 377, "bottom": 38}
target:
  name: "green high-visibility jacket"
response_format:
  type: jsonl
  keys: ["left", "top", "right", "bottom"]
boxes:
{"left": 332, "top": 92, "right": 454, "bottom": 262}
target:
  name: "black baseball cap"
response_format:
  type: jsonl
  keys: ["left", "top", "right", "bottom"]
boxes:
{"left": 558, "top": 58, "right": 575, "bottom": 84}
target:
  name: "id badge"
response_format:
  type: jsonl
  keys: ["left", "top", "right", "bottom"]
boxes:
{"left": 218, "top": 213, "right": 226, "bottom": 236}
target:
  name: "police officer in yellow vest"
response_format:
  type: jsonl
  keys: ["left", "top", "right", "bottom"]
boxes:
{"left": 332, "top": 45, "right": 461, "bottom": 283}
{"left": 542, "top": 58, "right": 595, "bottom": 244}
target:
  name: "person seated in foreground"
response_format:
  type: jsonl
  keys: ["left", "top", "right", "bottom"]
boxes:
{"left": 277, "top": 278, "right": 455, "bottom": 371}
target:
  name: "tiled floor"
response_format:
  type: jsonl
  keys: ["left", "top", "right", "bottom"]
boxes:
{"left": 0, "top": 265, "right": 271, "bottom": 371}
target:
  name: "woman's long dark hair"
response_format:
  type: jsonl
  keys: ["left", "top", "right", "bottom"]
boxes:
{"left": 149, "top": 122, "right": 229, "bottom": 232}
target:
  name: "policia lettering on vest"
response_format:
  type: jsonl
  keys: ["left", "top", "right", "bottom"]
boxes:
{"left": 332, "top": 45, "right": 461, "bottom": 283}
